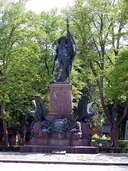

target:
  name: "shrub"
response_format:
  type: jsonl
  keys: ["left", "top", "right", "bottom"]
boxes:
{"left": 118, "top": 140, "right": 128, "bottom": 148}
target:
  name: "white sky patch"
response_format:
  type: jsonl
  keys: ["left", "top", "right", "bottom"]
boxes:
{"left": 25, "top": 0, "right": 75, "bottom": 13}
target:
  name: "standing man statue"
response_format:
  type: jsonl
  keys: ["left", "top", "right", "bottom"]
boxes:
{"left": 53, "top": 18, "right": 76, "bottom": 82}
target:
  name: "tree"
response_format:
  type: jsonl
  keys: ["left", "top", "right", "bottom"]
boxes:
{"left": 0, "top": 2, "right": 65, "bottom": 143}
{"left": 107, "top": 48, "right": 128, "bottom": 100}
{"left": 70, "top": 0, "right": 128, "bottom": 147}
{"left": 106, "top": 48, "right": 128, "bottom": 147}
{"left": 0, "top": 3, "right": 29, "bottom": 144}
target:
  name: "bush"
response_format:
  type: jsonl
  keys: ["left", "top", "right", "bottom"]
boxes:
{"left": 91, "top": 134, "right": 111, "bottom": 148}
{"left": 118, "top": 140, "right": 128, "bottom": 148}
{"left": 92, "top": 134, "right": 111, "bottom": 141}
{"left": 118, "top": 140, "right": 128, "bottom": 152}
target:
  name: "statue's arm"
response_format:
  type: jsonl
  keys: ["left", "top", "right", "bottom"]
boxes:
{"left": 67, "top": 31, "right": 76, "bottom": 57}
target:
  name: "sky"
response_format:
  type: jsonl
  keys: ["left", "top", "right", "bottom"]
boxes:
{"left": 25, "top": 0, "right": 75, "bottom": 13}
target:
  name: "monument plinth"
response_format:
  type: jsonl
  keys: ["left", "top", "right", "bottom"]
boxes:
{"left": 49, "top": 83, "right": 72, "bottom": 115}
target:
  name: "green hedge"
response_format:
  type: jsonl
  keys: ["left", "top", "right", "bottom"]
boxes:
{"left": 118, "top": 140, "right": 128, "bottom": 148}
{"left": 118, "top": 140, "right": 128, "bottom": 152}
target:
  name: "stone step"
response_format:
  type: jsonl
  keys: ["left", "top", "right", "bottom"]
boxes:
{"left": 20, "top": 145, "right": 99, "bottom": 154}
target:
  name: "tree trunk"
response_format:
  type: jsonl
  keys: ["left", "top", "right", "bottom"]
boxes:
{"left": 0, "top": 103, "right": 8, "bottom": 146}
{"left": 111, "top": 121, "right": 119, "bottom": 148}
{"left": 110, "top": 102, "right": 128, "bottom": 148}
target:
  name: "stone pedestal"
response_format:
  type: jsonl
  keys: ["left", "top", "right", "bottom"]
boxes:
{"left": 49, "top": 83, "right": 72, "bottom": 117}
{"left": 23, "top": 83, "right": 99, "bottom": 154}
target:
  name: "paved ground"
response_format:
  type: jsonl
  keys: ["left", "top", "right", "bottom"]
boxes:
{"left": 0, "top": 152, "right": 128, "bottom": 165}
{"left": 0, "top": 163, "right": 128, "bottom": 171}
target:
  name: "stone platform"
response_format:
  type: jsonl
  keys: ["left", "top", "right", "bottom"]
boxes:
{"left": 24, "top": 83, "right": 96, "bottom": 154}
{"left": 20, "top": 145, "right": 99, "bottom": 154}
{"left": 30, "top": 132, "right": 83, "bottom": 146}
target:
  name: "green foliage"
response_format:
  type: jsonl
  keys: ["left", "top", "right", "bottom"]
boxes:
{"left": 71, "top": 0, "right": 128, "bottom": 117}
{"left": 118, "top": 140, "right": 128, "bottom": 152}
{"left": 92, "top": 134, "right": 111, "bottom": 141}
{"left": 106, "top": 48, "right": 128, "bottom": 101}
{"left": 0, "top": 2, "right": 65, "bottom": 129}
{"left": 118, "top": 140, "right": 128, "bottom": 148}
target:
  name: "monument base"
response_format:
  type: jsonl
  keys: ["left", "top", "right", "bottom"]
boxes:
{"left": 30, "top": 130, "right": 89, "bottom": 146}
{"left": 21, "top": 119, "right": 97, "bottom": 153}
{"left": 20, "top": 145, "right": 99, "bottom": 154}
{"left": 22, "top": 83, "right": 98, "bottom": 153}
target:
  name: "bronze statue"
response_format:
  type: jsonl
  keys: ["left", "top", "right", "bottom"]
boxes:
{"left": 53, "top": 18, "right": 76, "bottom": 82}
{"left": 32, "top": 96, "right": 46, "bottom": 122}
